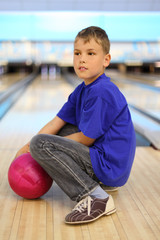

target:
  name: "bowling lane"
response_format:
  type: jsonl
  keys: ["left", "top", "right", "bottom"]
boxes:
{"left": 0, "top": 72, "right": 36, "bottom": 120}
{"left": 0, "top": 72, "right": 28, "bottom": 94}
{"left": 107, "top": 70, "right": 160, "bottom": 148}
{"left": 0, "top": 74, "right": 74, "bottom": 150}
{"left": 120, "top": 72, "right": 160, "bottom": 87}
{"left": 107, "top": 70, "right": 160, "bottom": 121}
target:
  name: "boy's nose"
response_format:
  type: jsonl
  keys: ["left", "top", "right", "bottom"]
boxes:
{"left": 80, "top": 59, "right": 86, "bottom": 63}
{"left": 79, "top": 54, "right": 86, "bottom": 63}
{"left": 80, "top": 57, "right": 86, "bottom": 63}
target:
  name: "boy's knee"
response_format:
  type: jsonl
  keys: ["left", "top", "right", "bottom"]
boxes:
{"left": 30, "top": 134, "right": 44, "bottom": 155}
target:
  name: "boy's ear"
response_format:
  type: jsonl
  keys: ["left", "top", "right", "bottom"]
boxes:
{"left": 103, "top": 54, "right": 111, "bottom": 68}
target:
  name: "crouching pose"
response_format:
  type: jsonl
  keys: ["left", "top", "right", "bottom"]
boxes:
{"left": 15, "top": 26, "right": 136, "bottom": 224}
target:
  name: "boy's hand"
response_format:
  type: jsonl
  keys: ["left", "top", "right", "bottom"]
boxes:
{"left": 14, "top": 143, "right": 30, "bottom": 160}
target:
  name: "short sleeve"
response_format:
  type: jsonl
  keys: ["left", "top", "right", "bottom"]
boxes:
{"left": 57, "top": 91, "right": 77, "bottom": 125}
{"left": 79, "top": 96, "right": 120, "bottom": 139}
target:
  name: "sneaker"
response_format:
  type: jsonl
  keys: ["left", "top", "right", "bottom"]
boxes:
{"left": 65, "top": 195, "right": 116, "bottom": 224}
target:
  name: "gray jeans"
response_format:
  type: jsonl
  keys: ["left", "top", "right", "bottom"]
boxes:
{"left": 30, "top": 124, "right": 99, "bottom": 202}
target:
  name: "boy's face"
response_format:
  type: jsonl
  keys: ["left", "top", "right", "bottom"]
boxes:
{"left": 73, "top": 38, "right": 111, "bottom": 85}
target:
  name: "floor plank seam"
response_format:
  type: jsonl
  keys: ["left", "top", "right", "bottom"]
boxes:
{"left": 127, "top": 183, "right": 160, "bottom": 240}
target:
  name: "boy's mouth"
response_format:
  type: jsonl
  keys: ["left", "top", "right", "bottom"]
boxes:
{"left": 79, "top": 66, "right": 87, "bottom": 71}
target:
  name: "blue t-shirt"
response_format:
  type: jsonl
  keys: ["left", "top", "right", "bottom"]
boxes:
{"left": 57, "top": 73, "right": 136, "bottom": 186}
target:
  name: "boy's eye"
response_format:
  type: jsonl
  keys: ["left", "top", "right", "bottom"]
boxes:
{"left": 74, "top": 52, "right": 80, "bottom": 55}
{"left": 88, "top": 52, "right": 95, "bottom": 55}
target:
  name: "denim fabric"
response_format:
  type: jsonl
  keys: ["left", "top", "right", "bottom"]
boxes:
{"left": 29, "top": 124, "right": 99, "bottom": 202}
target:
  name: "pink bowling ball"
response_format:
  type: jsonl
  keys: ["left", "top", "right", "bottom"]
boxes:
{"left": 8, "top": 153, "right": 53, "bottom": 199}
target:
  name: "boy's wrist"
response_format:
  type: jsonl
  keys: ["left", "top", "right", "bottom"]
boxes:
{"left": 27, "top": 142, "right": 30, "bottom": 152}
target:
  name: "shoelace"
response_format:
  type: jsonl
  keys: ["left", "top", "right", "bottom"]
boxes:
{"left": 73, "top": 196, "right": 93, "bottom": 216}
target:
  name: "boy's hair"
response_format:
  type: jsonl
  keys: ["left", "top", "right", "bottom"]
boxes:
{"left": 75, "top": 26, "right": 110, "bottom": 54}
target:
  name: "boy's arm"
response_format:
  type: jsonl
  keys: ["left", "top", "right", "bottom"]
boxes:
{"left": 65, "top": 132, "right": 95, "bottom": 147}
{"left": 37, "top": 116, "right": 66, "bottom": 135}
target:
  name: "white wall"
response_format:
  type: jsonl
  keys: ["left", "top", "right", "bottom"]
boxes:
{"left": 0, "top": 0, "right": 160, "bottom": 11}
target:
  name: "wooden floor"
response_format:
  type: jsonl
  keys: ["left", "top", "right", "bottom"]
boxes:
{"left": 0, "top": 75, "right": 160, "bottom": 240}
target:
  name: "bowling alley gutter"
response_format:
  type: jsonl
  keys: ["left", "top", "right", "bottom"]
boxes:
{"left": 0, "top": 70, "right": 38, "bottom": 120}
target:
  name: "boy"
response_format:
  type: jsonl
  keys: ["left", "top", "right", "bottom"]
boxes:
{"left": 15, "top": 26, "right": 136, "bottom": 224}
